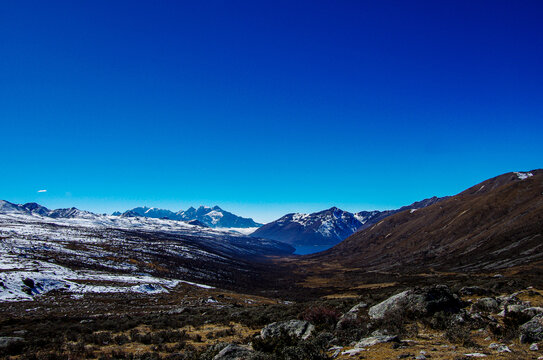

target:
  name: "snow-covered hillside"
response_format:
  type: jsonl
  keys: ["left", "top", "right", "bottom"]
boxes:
{"left": 0, "top": 202, "right": 293, "bottom": 302}
{"left": 114, "top": 205, "right": 262, "bottom": 228}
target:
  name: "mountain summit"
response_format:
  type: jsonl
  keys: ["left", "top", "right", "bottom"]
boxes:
{"left": 115, "top": 205, "right": 262, "bottom": 228}
{"left": 251, "top": 197, "right": 445, "bottom": 246}
{"left": 0, "top": 200, "right": 98, "bottom": 219}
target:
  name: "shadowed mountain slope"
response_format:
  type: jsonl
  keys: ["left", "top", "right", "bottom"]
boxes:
{"left": 252, "top": 197, "right": 445, "bottom": 247}
{"left": 306, "top": 170, "right": 543, "bottom": 273}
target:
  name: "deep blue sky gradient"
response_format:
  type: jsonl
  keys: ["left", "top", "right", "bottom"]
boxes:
{"left": 1, "top": 1, "right": 542, "bottom": 222}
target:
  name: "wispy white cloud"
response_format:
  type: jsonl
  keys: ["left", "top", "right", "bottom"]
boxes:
{"left": 37, "top": 189, "right": 47, "bottom": 193}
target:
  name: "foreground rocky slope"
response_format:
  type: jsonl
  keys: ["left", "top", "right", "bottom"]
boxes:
{"left": 307, "top": 170, "right": 543, "bottom": 273}
{"left": 2, "top": 281, "right": 543, "bottom": 359}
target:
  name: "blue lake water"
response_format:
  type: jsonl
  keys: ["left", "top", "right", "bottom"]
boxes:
{"left": 293, "top": 245, "right": 334, "bottom": 255}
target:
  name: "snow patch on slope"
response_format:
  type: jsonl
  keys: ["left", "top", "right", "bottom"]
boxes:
{"left": 515, "top": 172, "right": 533, "bottom": 180}
{"left": 0, "top": 256, "right": 181, "bottom": 302}
{"left": 0, "top": 210, "right": 289, "bottom": 302}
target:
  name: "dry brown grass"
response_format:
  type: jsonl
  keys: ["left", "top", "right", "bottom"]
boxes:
{"left": 333, "top": 323, "right": 533, "bottom": 360}
{"left": 322, "top": 293, "right": 360, "bottom": 299}
{"left": 354, "top": 282, "right": 397, "bottom": 289}
{"left": 517, "top": 288, "right": 543, "bottom": 307}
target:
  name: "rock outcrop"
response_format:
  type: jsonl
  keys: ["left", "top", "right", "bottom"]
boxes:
{"left": 368, "top": 285, "right": 462, "bottom": 321}
{"left": 260, "top": 320, "right": 315, "bottom": 341}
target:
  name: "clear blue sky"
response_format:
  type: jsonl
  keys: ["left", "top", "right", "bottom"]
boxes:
{"left": 1, "top": 1, "right": 542, "bottom": 223}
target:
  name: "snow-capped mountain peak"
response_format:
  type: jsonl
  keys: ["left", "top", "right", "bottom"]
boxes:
{"left": 251, "top": 197, "right": 447, "bottom": 246}
{"left": 21, "top": 202, "right": 50, "bottom": 216}
{"left": 114, "top": 204, "right": 262, "bottom": 228}
{"left": 0, "top": 201, "right": 100, "bottom": 220}
{"left": 0, "top": 200, "right": 25, "bottom": 213}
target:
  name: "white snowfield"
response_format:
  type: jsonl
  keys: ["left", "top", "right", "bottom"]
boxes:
{"left": 217, "top": 227, "right": 260, "bottom": 235}
{"left": 0, "top": 212, "right": 283, "bottom": 302}
{"left": 0, "top": 255, "right": 183, "bottom": 302}
{"left": 515, "top": 172, "right": 533, "bottom": 180}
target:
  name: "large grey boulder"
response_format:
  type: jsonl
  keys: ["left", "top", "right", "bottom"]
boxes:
{"left": 260, "top": 320, "right": 315, "bottom": 340}
{"left": 496, "top": 294, "right": 524, "bottom": 309}
{"left": 368, "top": 290, "right": 410, "bottom": 320}
{"left": 0, "top": 337, "right": 24, "bottom": 349}
{"left": 368, "top": 285, "right": 462, "bottom": 321}
{"left": 520, "top": 314, "right": 543, "bottom": 343}
{"left": 213, "top": 344, "right": 254, "bottom": 360}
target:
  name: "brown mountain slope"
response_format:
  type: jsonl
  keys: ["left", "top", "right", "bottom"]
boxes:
{"left": 306, "top": 170, "right": 543, "bottom": 273}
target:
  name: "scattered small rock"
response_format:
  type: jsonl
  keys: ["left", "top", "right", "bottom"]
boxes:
{"left": 167, "top": 307, "right": 186, "bottom": 314}
{"left": 260, "top": 320, "right": 315, "bottom": 340}
{"left": 520, "top": 314, "right": 543, "bottom": 343}
{"left": 212, "top": 344, "right": 253, "bottom": 360}
{"left": 392, "top": 341, "right": 410, "bottom": 349}
{"left": 497, "top": 294, "right": 523, "bottom": 308}
{"left": 22, "top": 278, "right": 35, "bottom": 288}
{"left": 459, "top": 286, "right": 488, "bottom": 296}
{"left": 472, "top": 298, "right": 499, "bottom": 313}
{"left": 0, "top": 337, "right": 24, "bottom": 349}
{"left": 530, "top": 343, "right": 539, "bottom": 351}
{"left": 523, "top": 307, "right": 543, "bottom": 318}
{"left": 355, "top": 335, "right": 399, "bottom": 348}
{"left": 341, "top": 348, "right": 365, "bottom": 356}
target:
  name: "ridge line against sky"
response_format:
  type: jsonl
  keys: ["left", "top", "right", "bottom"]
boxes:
{"left": 1, "top": 1, "right": 541, "bottom": 223}
{"left": 4, "top": 168, "right": 539, "bottom": 223}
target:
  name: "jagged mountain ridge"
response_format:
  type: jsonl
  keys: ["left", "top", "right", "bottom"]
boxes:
{"left": 306, "top": 170, "right": 543, "bottom": 272}
{"left": 0, "top": 200, "right": 98, "bottom": 219}
{"left": 114, "top": 205, "right": 262, "bottom": 228}
{"left": 251, "top": 196, "right": 446, "bottom": 246}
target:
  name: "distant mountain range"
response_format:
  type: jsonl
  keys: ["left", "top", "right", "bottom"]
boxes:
{"left": 307, "top": 170, "right": 543, "bottom": 272}
{"left": 0, "top": 201, "right": 99, "bottom": 219}
{"left": 251, "top": 197, "right": 447, "bottom": 246}
{"left": 112, "top": 205, "right": 262, "bottom": 228}
{"left": 1, "top": 197, "right": 449, "bottom": 247}
{"left": 0, "top": 200, "right": 295, "bottom": 301}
